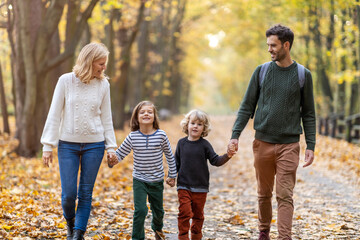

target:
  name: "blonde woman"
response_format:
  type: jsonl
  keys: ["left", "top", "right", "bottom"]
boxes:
{"left": 41, "top": 42, "right": 117, "bottom": 240}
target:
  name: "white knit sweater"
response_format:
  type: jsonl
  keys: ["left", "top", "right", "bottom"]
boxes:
{"left": 41, "top": 72, "right": 117, "bottom": 153}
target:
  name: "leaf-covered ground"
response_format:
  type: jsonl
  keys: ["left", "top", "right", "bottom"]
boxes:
{"left": 0, "top": 116, "right": 359, "bottom": 239}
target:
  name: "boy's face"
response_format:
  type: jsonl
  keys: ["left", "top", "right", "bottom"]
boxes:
{"left": 188, "top": 116, "right": 204, "bottom": 141}
{"left": 138, "top": 105, "right": 155, "bottom": 126}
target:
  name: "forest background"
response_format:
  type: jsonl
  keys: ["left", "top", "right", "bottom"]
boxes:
{"left": 0, "top": 0, "right": 359, "bottom": 157}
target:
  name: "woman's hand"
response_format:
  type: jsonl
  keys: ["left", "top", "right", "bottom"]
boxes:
{"left": 42, "top": 151, "right": 53, "bottom": 167}
{"left": 107, "top": 152, "right": 119, "bottom": 168}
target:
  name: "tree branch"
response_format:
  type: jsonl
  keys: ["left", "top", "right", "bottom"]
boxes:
{"left": 40, "top": 0, "right": 100, "bottom": 74}
{"left": 127, "top": 0, "right": 146, "bottom": 50}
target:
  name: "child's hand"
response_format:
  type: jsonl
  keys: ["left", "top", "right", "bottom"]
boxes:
{"left": 227, "top": 143, "right": 236, "bottom": 158}
{"left": 107, "top": 153, "right": 119, "bottom": 168}
{"left": 166, "top": 177, "right": 176, "bottom": 187}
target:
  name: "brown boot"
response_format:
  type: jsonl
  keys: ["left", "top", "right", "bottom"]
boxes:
{"left": 258, "top": 229, "right": 270, "bottom": 240}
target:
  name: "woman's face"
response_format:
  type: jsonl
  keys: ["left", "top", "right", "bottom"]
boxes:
{"left": 92, "top": 57, "right": 107, "bottom": 79}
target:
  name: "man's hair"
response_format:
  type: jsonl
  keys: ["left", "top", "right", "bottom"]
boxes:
{"left": 266, "top": 24, "right": 294, "bottom": 50}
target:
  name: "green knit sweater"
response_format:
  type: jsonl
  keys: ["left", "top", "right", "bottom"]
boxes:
{"left": 231, "top": 61, "right": 316, "bottom": 151}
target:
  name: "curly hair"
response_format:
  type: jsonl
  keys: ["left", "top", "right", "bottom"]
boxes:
{"left": 180, "top": 109, "right": 211, "bottom": 137}
{"left": 130, "top": 101, "right": 160, "bottom": 131}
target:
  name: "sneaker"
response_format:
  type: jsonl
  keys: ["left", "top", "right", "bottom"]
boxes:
{"left": 258, "top": 230, "right": 270, "bottom": 240}
{"left": 155, "top": 230, "right": 165, "bottom": 240}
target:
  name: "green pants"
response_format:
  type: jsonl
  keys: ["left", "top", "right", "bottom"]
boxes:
{"left": 132, "top": 178, "right": 164, "bottom": 240}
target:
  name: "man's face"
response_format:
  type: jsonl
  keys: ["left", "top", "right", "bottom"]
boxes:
{"left": 267, "top": 35, "right": 287, "bottom": 62}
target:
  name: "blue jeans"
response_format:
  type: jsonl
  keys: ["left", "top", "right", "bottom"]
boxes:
{"left": 58, "top": 140, "right": 105, "bottom": 232}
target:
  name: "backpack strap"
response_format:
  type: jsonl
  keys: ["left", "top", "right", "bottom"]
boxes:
{"left": 297, "top": 63, "right": 306, "bottom": 88}
{"left": 259, "top": 62, "right": 271, "bottom": 87}
{"left": 259, "top": 61, "right": 306, "bottom": 88}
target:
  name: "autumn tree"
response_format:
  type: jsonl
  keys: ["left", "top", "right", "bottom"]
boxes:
{"left": 107, "top": 0, "right": 146, "bottom": 129}
{"left": 131, "top": 0, "right": 187, "bottom": 113}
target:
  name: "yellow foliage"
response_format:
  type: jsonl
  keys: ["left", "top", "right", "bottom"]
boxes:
{"left": 2, "top": 225, "right": 13, "bottom": 230}
{"left": 57, "top": 222, "right": 65, "bottom": 229}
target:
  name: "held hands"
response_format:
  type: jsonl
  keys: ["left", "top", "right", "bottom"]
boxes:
{"left": 107, "top": 152, "right": 119, "bottom": 168}
{"left": 166, "top": 177, "right": 176, "bottom": 187}
{"left": 303, "top": 149, "right": 314, "bottom": 167}
{"left": 42, "top": 151, "right": 53, "bottom": 167}
{"left": 227, "top": 139, "right": 238, "bottom": 157}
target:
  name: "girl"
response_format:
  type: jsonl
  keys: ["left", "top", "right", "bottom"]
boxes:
{"left": 175, "top": 110, "right": 233, "bottom": 240}
{"left": 108, "top": 101, "right": 177, "bottom": 240}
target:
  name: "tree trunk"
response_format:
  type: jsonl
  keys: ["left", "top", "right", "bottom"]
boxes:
{"left": 104, "top": 8, "right": 116, "bottom": 79}
{"left": 350, "top": 1, "right": 360, "bottom": 114}
{"left": 337, "top": 9, "right": 348, "bottom": 115}
{"left": 112, "top": 1, "right": 145, "bottom": 129}
{"left": 61, "top": 0, "right": 81, "bottom": 73}
{"left": 165, "top": 0, "right": 186, "bottom": 113}
{"left": 310, "top": 2, "right": 334, "bottom": 114}
{"left": 0, "top": 63, "right": 10, "bottom": 134}
{"left": 17, "top": 0, "right": 43, "bottom": 156}
{"left": 133, "top": 6, "right": 150, "bottom": 106}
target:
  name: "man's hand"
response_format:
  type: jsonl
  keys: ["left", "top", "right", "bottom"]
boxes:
{"left": 303, "top": 149, "right": 314, "bottom": 167}
{"left": 107, "top": 152, "right": 119, "bottom": 168}
{"left": 42, "top": 151, "right": 53, "bottom": 167}
{"left": 166, "top": 177, "right": 175, "bottom": 187}
{"left": 227, "top": 139, "right": 238, "bottom": 156}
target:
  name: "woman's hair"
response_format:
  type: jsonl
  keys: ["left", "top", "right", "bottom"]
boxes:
{"left": 73, "top": 42, "right": 109, "bottom": 83}
{"left": 130, "top": 101, "right": 160, "bottom": 131}
{"left": 180, "top": 109, "right": 211, "bottom": 137}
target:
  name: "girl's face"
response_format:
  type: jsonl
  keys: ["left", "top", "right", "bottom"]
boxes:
{"left": 188, "top": 116, "right": 204, "bottom": 141}
{"left": 138, "top": 105, "right": 155, "bottom": 126}
{"left": 92, "top": 57, "right": 107, "bottom": 79}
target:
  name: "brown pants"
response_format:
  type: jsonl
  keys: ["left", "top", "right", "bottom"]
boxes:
{"left": 177, "top": 189, "right": 207, "bottom": 240}
{"left": 253, "top": 139, "right": 300, "bottom": 240}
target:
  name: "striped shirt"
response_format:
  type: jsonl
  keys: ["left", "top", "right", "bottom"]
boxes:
{"left": 115, "top": 129, "right": 177, "bottom": 182}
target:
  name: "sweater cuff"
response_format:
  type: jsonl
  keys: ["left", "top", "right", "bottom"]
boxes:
{"left": 168, "top": 172, "right": 177, "bottom": 179}
{"left": 106, "top": 148, "right": 116, "bottom": 153}
{"left": 231, "top": 132, "right": 240, "bottom": 139}
{"left": 306, "top": 143, "right": 315, "bottom": 151}
{"left": 43, "top": 144, "right": 53, "bottom": 152}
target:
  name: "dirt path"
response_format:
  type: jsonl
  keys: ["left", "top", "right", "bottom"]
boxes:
{"left": 160, "top": 116, "right": 360, "bottom": 240}
{"left": 2, "top": 116, "right": 359, "bottom": 239}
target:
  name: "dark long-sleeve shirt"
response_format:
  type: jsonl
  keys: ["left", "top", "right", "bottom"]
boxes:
{"left": 231, "top": 61, "right": 316, "bottom": 151}
{"left": 175, "top": 137, "right": 230, "bottom": 192}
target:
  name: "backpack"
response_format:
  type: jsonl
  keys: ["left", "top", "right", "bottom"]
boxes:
{"left": 259, "top": 61, "right": 306, "bottom": 88}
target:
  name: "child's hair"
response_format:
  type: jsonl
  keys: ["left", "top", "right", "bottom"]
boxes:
{"left": 180, "top": 109, "right": 211, "bottom": 137}
{"left": 130, "top": 101, "right": 160, "bottom": 131}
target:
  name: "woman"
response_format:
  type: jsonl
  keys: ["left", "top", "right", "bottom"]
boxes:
{"left": 41, "top": 42, "right": 117, "bottom": 240}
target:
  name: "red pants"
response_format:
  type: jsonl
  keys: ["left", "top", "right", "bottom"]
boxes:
{"left": 177, "top": 189, "right": 207, "bottom": 240}
{"left": 253, "top": 139, "right": 300, "bottom": 240}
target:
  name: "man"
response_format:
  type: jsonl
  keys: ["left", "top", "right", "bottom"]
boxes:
{"left": 228, "top": 24, "right": 316, "bottom": 240}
